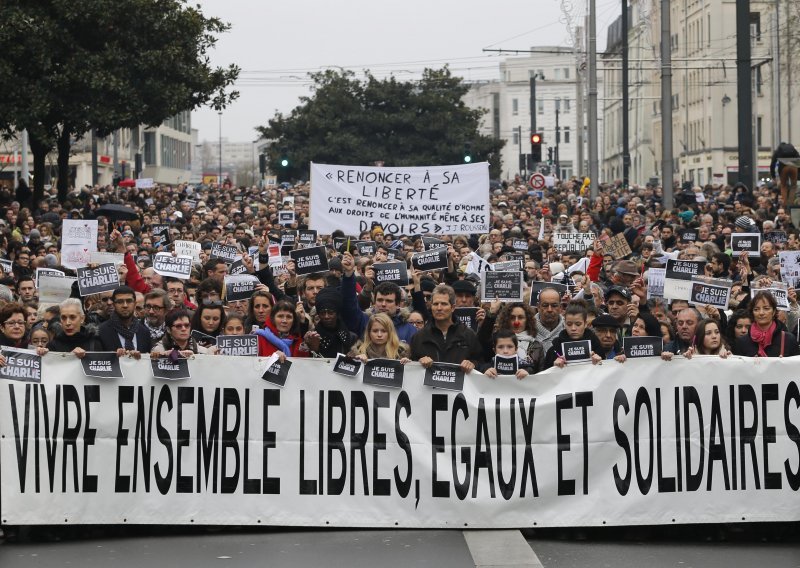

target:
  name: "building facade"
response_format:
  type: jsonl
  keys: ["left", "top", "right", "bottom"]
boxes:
{"left": 603, "top": 0, "right": 800, "bottom": 188}
{"left": 464, "top": 47, "right": 605, "bottom": 181}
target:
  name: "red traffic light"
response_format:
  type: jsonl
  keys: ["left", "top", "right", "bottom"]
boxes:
{"left": 530, "top": 133, "right": 543, "bottom": 145}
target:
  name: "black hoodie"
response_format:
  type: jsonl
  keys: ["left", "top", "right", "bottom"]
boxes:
{"left": 542, "top": 328, "right": 605, "bottom": 370}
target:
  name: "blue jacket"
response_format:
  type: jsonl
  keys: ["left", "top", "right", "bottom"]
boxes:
{"left": 341, "top": 273, "right": 418, "bottom": 344}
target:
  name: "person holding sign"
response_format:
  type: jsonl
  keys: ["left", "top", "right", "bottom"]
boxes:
{"left": 409, "top": 284, "right": 483, "bottom": 373}
{"left": 47, "top": 299, "right": 102, "bottom": 356}
{"left": 348, "top": 312, "right": 410, "bottom": 364}
{"left": 254, "top": 300, "right": 310, "bottom": 360}
{"left": 734, "top": 290, "right": 800, "bottom": 357}
{"left": 151, "top": 310, "right": 211, "bottom": 357}
{"left": 303, "top": 287, "right": 356, "bottom": 358}
{"left": 191, "top": 302, "right": 226, "bottom": 341}
{"left": 478, "top": 301, "right": 543, "bottom": 372}
{"left": 542, "top": 302, "right": 603, "bottom": 369}
{"left": 684, "top": 320, "right": 730, "bottom": 358}
{"left": 479, "top": 330, "right": 535, "bottom": 379}
{"left": 0, "top": 304, "right": 34, "bottom": 350}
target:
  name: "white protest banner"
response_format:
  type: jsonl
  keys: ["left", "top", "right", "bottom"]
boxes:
{"left": 779, "top": 251, "right": 800, "bottom": 289}
{"left": 37, "top": 275, "right": 77, "bottom": 304}
{"left": 2, "top": 356, "right": 799, "bottom": 527}
{"left": 553, "top": 233, "right": 595, "bottom": 252}
{"left": 310, "top": 162, "right": 490, "bottom": 236}
{"left": 34, "top": 268, "right": 64, "bottom": 289}
{"left": 135, "top": 178, "right": 154, "bottom": 189}
{"left": 61, "top": 219, "right": 98, "bottom": 246}
{"left": 175, "top": 240, "right": 202, "bottom": 263}
{"left": 89, "top": 252, "right": 125, "bottom": 266}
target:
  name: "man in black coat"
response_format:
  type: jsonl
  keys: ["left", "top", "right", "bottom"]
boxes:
{"left": 98, "top": 285, "right": 152, "bottom": 356}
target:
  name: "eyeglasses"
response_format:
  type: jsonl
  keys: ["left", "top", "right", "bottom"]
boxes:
{"left": 145, "top": 304, "right": 164, "bottom": 311}
{"left": 171, "top": 323, "right": 191, "bottom": 329}
{"left": 409, "top": 320, "right": 425, "bottom": 326}
{"left": 4, "top": 320, "right": 25, "bottom": 327}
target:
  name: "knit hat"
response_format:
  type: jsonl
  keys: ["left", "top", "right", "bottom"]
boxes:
{"left": 43, "top": 253, "right": 59, "bottom": 268}
{"left": 452, "top": 280, "right": 476, "bottom": 295}
{"left": 735, "top": 216, "right": 756, "bottom": 230}
{"left": 315, "top": 287, "right": 342, "bottom": 312}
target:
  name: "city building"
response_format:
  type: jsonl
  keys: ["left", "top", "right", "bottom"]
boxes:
{"left": 603, "top": 0, "right": 800, "bottom": 188}
{"left": 464, "top": 46, "right": 605, "bottom": 181}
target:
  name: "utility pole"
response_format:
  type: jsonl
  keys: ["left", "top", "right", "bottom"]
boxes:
{"left": 218, "top": 111, "right": 223, "bottom": 186}
{"left": 660, "top": 0, "right": 674, "bottom": 206}
{"left": 772, "top": 2, "right": 781, "bottom": 146}
{"left": 575, "top": 25, "right": 585, "bottom": 178}
{"left": 588, "top": 0, "right": 599, "bottom": 198}
{"left": 517, "top": 125, "right": 523, "bottom": 175}
{"left": 529, "top": 76, "right": 537, "bottom": 136}
{"left": 736, "top": 0, "right": 754, "bottom": 188}
{"left": 91, "top": 129, "right": 99, "bottom": 186}
{"left": 112, "top": 129, "right": 119, "bottom": 181}
{"left": 621, "top": 0, "right": 630, "bottom": 188}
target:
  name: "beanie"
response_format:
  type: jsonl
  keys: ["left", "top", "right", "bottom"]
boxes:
{"left": 315, "top": 287, "right": 342, "bottom": 312}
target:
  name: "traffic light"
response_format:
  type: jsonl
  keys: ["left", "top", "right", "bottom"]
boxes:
{"left": 530, "top": 133, "right": 543, "bottom": 163}
{"left": 463, "top": 143, "right": 472, "bottom": 163}
{"left": 547, "top": 147, "right": 554, "bottom": 164}
{"left": 279, "top": 147, "right": 289, "bottom": 168}
{"left": 259, "top": 153, "right": 267, "bottom": 175}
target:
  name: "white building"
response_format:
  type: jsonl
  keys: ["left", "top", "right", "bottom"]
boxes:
{"left": 603, "top": 0, "right": 800, "bottom": 188}
{"left": 464, "top": 46, "right": 605, "bottom": 181}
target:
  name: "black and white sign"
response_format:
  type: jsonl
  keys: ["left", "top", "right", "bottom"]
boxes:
{"left": 289, "top": 246, "right": 329, "bottom": 275}
{"left": 623, "top": 336, "right": 663, "bottom": 358}
{"left": 511, "top": 239, "right": 529, "bottom": 252}
{"left": 152, "top": 253, "right": 193, "bottom": 279}
{"left": 278, "top": 211, "right": 295, "bottom": 226}
{"left": 764, "top": 230, "right": 788, "bottom": 245}
{"left": 529, "top": 281, "right": 568, "bottom": 306}
{"left": 505, "top": 252, "right": 525, "bottom": 266}
{"left": 363, "top": 358, "right": 405, "bottom": 389}
{"left": 281, "top": 230, "right": 298, "bottom": 247}
{"left": 191, "top": 329, "right": 217, "bottom": 347}
{"left": 332, "top": 354, "right": 362, "bottom": 377}
{"left": 355, "top": 241, "right": 377, "bottom": 257}
{"left": 216, "top": 335, "right": 258, "bottom": 356}
{"left": 228, "top": 258, "right": 248, "bottom": 275}
{"left": 151, "top": 224, "right": 171, "bottom": 245}
{"left": 411, "top": 247, "right": 448, "bottom": 272}
{"left": 562, "top": 339, "right": 592, "bottom": 363}
{"left": 679, "top": 229, "right": 698, "bottom": 243}
{"left": 493, "top": 355, "right": 519, "bottom": 375}
{"left": 730, "top": 233, "right": 761, "bottom": 257}
{"left": 481, "top": 271, "right": 524, "bottom": 302}
{"left": 422, "top": 237, "right": 446, "bottom": 251}
{"left": 80, "top": 352, "right": 123, "bottom": 379}
{"left": 689, "top": 279, "right": 731, "bottom": 310}
{"left": 751, "top": 286, "right": 791, "bottom": 311}
{"left": 453, "top": 307, "right": 479, "bottom": 331}
{"left": 210, "top": 242, "right": 239, "bottom": 262}
{"left": 553, "top": 233, "right": 595, "bottom": 252}
{"left": 298, "top": 229, "right": 318, "bottom": 246}
{"left": 663, "top": 259, "right": 707, "bottom": 300}
{"left": 0, "top": 348, "right": 41, "bottom": 383}
{"left": 0, "top": 258, "right": 12, "bottom": 275}
{"left": 224, "top": 274, "right": 259, "bottom": 302}
{"left": 262, "top": 357, "right": 293, "bottom": 387}
{"left": 174, "top": 240, "right": 202, "bottom": 262}
{"left": 77, "top": 263, "right": 120, "bottom": 296}
{"left": 423, "top": 362, "right": 464, "bottom": 391}
{"left": 151, "top": 357, "right": 191, "bottom": 380}
{"left": 373, "top": 262, "right": 409, "bottom": 286}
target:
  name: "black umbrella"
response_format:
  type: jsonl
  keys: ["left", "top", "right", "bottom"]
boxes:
{"left": 95, "top": 204, "right": 139, "bottom": 222}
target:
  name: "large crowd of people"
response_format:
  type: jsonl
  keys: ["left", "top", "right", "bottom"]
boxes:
{"left": 0, "top": 169, "right": 797, "bottom": 375}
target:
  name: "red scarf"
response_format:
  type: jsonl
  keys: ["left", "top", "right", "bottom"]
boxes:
{"left": 750, "top": 321, "right": 776, "bottom": 357}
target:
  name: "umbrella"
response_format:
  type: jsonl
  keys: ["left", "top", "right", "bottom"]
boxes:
{"left": 118, "top": 178, "right": 136, "bottom": 188}
{"left": 95, "top": 203, "right": 139, "bottom": 221}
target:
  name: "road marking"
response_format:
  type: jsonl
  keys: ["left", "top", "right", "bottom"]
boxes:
{"left": 462, "top": 529, "right": 543, "bottom": 567}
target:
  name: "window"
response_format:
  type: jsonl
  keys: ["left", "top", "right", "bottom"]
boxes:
{"left": 564, "top": 127, "right": 571, "bottom": 144}
{"left": 537, "top": 99, "right": 544, "bottom": 114}
{"left": 750, "top": 12, "right": 761, "bottom": 42}
{"left": 143, "top": 132, "right": 156, "bottom": 167}
{"left": 757, "top": 116, "right": 763, "bottom": 147}
{"left": 554, "top": 68, "right": 562, "bottom": 80}
{"left": 755, "top": 66, "right": 763, "bottom": 95}
{"left": 512, "top": 98, "right": 519, "bottom": 115}
{"left": 555, "top": 97, "right": 561, "bottom": 111}
{"left": 563, "top": 99, "right": 571, "bottom": 113}
{"left": 564, "top": 67, "right": 570, "bottom": 79}
{"left": 513, "top": 131, "right": 519, "bottom": 145}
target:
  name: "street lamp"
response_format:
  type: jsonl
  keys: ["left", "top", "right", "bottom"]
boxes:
{"left": 218, "top": 111, "right": 223, "bottom": 187}
{"left": 721, "top": 94, "right": 731, "bottom": 185}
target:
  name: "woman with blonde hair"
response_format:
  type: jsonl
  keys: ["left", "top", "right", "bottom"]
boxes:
{"left": 349, "top": 312, "right": 410, "bottom": 363}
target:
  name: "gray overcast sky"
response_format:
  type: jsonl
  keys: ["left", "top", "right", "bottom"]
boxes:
{"left": 192, "top": 0, "right": 621, "bottom": 143}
